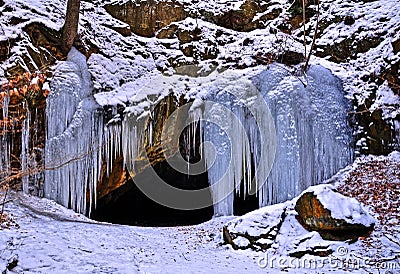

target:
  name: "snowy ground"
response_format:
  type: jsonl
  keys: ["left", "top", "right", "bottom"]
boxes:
{"left": 1, "top": 153, "right": 399, "bottom": 274}
{"left": 0, "top": 0, "right": 399, "bottom": 272}
{"left": 0, "top": 192, "right": 264, "bottom": 273}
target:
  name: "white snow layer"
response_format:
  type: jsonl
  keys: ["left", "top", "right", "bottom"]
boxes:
{"left": 226, "top": 202, "right": 287, "bottom": 237}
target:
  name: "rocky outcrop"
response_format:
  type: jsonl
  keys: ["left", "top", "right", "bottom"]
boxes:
{"left": 96, "top": 94, "right": 192, "bottom": 200}
{"left": 315, "top": 31, "right": 384, "bottom": 63}
{"left": 353, "top": 106, "right": 397, "bottom": 155}
{"left": 393, "top": 39, "right": 400, "bottom": 54}
{"left": 213, "top": 0, "right": 282, "bottom": 31}
{"left": 104, "top": 0, "right": 187, "bottom": 37}
{"left": 215, "top": 0, "right": 262, "bottom": 32}
{"left": 21, "top": 23, "right": 64, "bottom": 73}
{"left": 295, "top": 185, "right": 375, "bottom": 241}
{"left": 104, "top": 0, "right": 284, "bottom": 37}
{"left": 156, "top": 22, "right": 219, "bottom": 62}
{"left": 0, "top": 39, "right": 14, "bottom": 62}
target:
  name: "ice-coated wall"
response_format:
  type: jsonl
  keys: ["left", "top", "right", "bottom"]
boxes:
{"left": 43, "top": 60, "right": 353, "bottom": 217}
{"left": 186, "top": 65, "right": 353, "bottom": 216}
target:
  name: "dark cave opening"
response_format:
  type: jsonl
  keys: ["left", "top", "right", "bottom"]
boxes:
{"left": 91, "top": 158, "right": 259, "bottom": 226}
{"left": 233, "top": 190, "right": 259, "bottom": 216}
{"left": 91, "top": 120, "right": 260, "bottom": 226}
{"left": 233, "top": 152, "right": 259, "bottom": 216}
{"left": 91, "top": 157, "right": 214, "bottom": 227}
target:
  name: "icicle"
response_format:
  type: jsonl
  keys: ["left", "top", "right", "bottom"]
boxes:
{"left": 122, "top": 113, "right": 147, "bottom": 177}
{"left": 21, "top": 103, "right": 30, "bottom": 193}
{"left": 104, "top": 122, "right": 122, "bottom": 177}
{"left": 393, "top": 119, "right": 400, "bottom": 150}
{"left": 0, "top": 90, "right": 10, "bottom": 182}
{"left": 200, "top": 100, "right": 251, "bottom": 216}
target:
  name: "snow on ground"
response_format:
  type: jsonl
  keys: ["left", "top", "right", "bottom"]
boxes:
{"left": 0, "top": 191, "right": 265, "bottom": 273}
{"left": 1, "top": 152, "right": 400, "bottom": 273}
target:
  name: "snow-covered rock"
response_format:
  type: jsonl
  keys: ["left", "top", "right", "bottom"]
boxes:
{"left": 295, "top": 184, "right": 375, "bottom": 240}
{"left": 224, "top": 184, "right": 376, "bottom": 253}
{"left": 223, "top": 202, "right": 287, "bottom": 250}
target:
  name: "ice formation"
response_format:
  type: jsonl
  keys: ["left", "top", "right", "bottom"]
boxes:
{"left": 256, "top": 65, "right": 353, "bottom": 207}
{"left": 43, "top": 60, "right": 353, "bottom": 217}
{"left": 21, "top": 103, "right": 30, "bottom": 193}
{"left": 44, "top": 48, "right": 104, "bottom": 215}
{"left": 0, "top": 90, "right": 10, "bottom": 183}
{"left": 181, "top": 65, "right": 353, "bottom": 216}
{"left": 0, "top": 83, "right": 37, "bottom": 194}
{"left": 186, "top": 77, "right": 277, "bottom": 216}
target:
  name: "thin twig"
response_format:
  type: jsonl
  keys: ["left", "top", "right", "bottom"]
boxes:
{"left": 304, "top": 0, "right": 320, "bottom": 71}
{"left": 384, "top": 233, "right": 400, "bottom": 247}
{"left": 0, "top": 200, "right": 12, "bottom": 206}
{"left": 302, "top": 0, "right": 307, "bottom": 58}
{"left": 1, "top": 187, "right": 9, "bottom": 217}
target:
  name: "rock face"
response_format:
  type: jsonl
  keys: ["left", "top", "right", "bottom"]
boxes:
{"left": 295, "top": 185, "right": 375, "bottom": 241}
{"left": 104, "top": 0, "right": 187, "bottom": 37}
{"left": 393, "top": 39, "right": 400, "bottom": 54}
{"left": 156, "top": 21, "right": 220, "bottom": 62}
{"left": 0, "top": 39, "right": 14, "bottom": 62}
{"left": 215, "top": 0, "right": 263, "bottom": 32}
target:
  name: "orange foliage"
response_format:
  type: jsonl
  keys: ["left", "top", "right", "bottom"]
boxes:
{"left": 0, "top": 71, "right": 50, "bottom": 108}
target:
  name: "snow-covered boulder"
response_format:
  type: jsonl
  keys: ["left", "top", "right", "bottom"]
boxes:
{"left": 223, "top": 203, "right": 287, "bottom": 250}
{"left": 223, "top": 184, "right": 376, "bottom": 252}
{"left": 295, "top": 184, "right": 376, "bottom": 240}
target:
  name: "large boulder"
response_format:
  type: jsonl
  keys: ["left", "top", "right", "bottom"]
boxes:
{"left": 295, "top": 184, "right": 375, "bottom": 241}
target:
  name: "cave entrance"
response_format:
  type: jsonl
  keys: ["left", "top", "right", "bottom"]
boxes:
{"left": 233, "top": 153, "right": 259, "bottom": 216}
{"left": 91, "top": 157, "right": 214, "bottom": 227}
{"left": 233, "top": 189, "right": 259, "bottom": 216}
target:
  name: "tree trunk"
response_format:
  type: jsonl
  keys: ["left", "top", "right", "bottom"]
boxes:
{"left": 61, "top": 0, "right": 81, "bottom": 54}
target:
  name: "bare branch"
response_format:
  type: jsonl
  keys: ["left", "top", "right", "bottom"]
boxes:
{"left": 304, "top": 0, "right": 320, "bottom": 71}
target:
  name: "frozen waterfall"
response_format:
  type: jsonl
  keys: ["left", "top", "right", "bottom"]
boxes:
{"left": 256, "top": 65, "right": 353, "bottom": 206}
{"left": 185, "top": 65, "right": 353, "bottom": 216}
{"left": 44, "top": 48, "right": 103, "bottom": 215}
{"left": 42, "top": 60, "right": 353, "bottom": 217}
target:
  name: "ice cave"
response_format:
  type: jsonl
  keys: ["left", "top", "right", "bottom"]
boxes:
{"left": 13, "top": 48, "right": 351, "bottom": 226}
{"left": 2, "top": 49, "right": 354, "bottom": 226}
